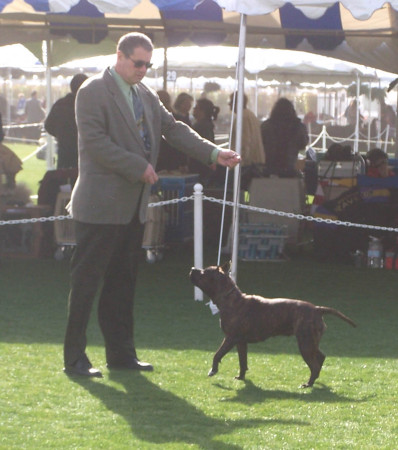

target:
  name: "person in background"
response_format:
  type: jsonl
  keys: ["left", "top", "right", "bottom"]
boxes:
{"left": 157, "top": 89, "right": 173, "bottom": 112}
{"left": 156, "top": 89, "right": 188, "bottom": 172}
{"left": 0, "top": 95, "right": 7, "bottom": 120}
{"left": 173, "top": 92, "right": 194, "bottom": 126}
{"left": 63, "top": 32, "right": 240, "bottom": 378}
{"left": 229, "top": 92, "right": 265, "bottom": 168}
{"left": 45, "top": 73, "right": 88, "bottom": 169}
{"left": 192, "top": 98, "right": 219, "bottom": 143}
{"left": 261, "top": 97, "right": 308, "bottom": 177}
{"left": 0, "top": 112, "right": 4, "bottom": 143}
{"left": 366, "top": 148, "right": 394, "bottom": 178}
{"left": 0, "top": 111, "right": 23, "bottom": 191}
{"left": 344, "top": 98, "right": 364, "bottom": 127}
{"left": 189, "top": 98, "right": 220, "bottom": 183}
{"left": 25, "top": 91, "right": 45, "bottom": 124}
{"left": 15, "top": 93, "right": 26, "bottom": 123}
{"left": 379, "top": 97, "right": 396, "bottom": 141}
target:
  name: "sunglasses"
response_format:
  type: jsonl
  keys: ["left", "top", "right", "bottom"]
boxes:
{"left": 126, "top": 55, "right": 153, "bottom": 69}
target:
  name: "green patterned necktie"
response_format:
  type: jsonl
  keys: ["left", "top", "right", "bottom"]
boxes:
{"left": 131, "top": 87, "right": 150, "bottom": 152}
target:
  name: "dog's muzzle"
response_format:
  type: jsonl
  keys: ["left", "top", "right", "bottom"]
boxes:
{"left": 189, "top": 267, "right": 202, "bottom": 284}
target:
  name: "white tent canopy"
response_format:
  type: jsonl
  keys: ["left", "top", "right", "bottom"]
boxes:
{"left": 1, "top": 1, "right": 398, "bottom": 73}
{"left": 59, "top": 45, "right": 387, "bottom": 83}
{"left": 216, "top": 0, "right": 398, "bottom": 20}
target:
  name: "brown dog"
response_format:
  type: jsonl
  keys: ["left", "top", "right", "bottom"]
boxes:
{"left": 189, "top": 262, "right": 356, "bottom": 388}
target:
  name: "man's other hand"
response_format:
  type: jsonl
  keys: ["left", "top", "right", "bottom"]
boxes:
{"left": 141, "top": 163, "right": 159, "bottom": 184}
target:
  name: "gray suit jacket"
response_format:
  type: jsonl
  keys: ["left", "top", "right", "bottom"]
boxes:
{"left": 69, "top": 68, "right": 217, "bottom": 224}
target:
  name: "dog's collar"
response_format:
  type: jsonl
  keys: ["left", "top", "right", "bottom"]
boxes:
{"left": 222, "top": 285, "right": 238, "bottom": 297}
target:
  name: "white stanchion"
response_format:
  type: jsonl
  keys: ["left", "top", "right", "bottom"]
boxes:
{"left": 193, "top": 183, "right": 203, "bottom": 301}
{"left": 384, "top": 125, "right": 390, "bottom": 153}
{"left": 322, "top": 124, "right": 327, "bottom": 152}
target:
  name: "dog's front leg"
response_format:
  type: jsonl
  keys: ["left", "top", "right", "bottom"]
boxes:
{"left": 208, "top": 337, "right": 235, "bottom": 377}
{"left": 235, "top": 342, "right": 248, "bottom": 380}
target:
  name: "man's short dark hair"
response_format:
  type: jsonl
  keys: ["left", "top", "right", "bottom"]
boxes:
{"left": 70, "top": 74, "right": 88, "bottom": 95}
{"left": 117, "top": 32, "right": 154, "bottom": 56}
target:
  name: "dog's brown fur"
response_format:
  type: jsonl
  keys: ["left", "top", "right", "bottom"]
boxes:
{"left": 189, "top": 262, "right": 356, "bottom": 388}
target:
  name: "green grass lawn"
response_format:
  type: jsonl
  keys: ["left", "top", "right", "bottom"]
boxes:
{"left": 1, "top": 243, "right": 397, "bottom": 449}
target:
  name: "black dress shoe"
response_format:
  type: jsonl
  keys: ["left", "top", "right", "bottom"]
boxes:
{"left": 64, "top": 357, "right": 103, "bottom": 378}
{"left": 107, "top": 358, "right": 153, "bottom": 372}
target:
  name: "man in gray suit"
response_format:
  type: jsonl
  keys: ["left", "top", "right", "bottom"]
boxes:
{"left": 63, "top": 32, "right": 240, "bottom": 377}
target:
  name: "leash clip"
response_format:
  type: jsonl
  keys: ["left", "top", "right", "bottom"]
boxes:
{"left": 206, "top": 300, "right": 220, "bottom": 315}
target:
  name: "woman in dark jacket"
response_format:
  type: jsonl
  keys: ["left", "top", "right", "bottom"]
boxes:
{"left": 155, "top": 90, "right": 188, "bottom": 172}
{"left": 189, "top": 98, "right": 220, "bottom": 183}
{"left": 0, "top": 112, "right": 4, "bottom": 143}
{"left": 261, "top": 98, "right": 308, "bottom": 177}
{"left": 192, "top": 98, "right": 219, "bottom": 142}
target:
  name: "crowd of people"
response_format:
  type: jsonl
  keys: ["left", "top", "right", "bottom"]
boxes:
{"left": 2, "top": 71, "right": 397, "bottom": 185}
{"left": 155, "top": 89, "right": 311, "bottom": 188}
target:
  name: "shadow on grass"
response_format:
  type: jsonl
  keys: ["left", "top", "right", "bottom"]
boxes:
{"left": 1, "top": 252, "right": 398, "bottom": 359}
{"left": 217, "top": 380, "right": 358, "bottom": 405}
{"left": 69, "top": 372, "right": 309, "bottom": 449}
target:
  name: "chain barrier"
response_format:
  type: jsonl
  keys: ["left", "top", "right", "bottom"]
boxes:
{"left": 2, "top": 194, "right": 398, "bottom": 234}
{"left": 0, "top": 214, "right": 71, "bottom": 226}
{"left": 21, "top": 145, "right": 45, "bottom": 162}
{"left": 201, "top": 196, "right": 398, "bottom": 233}
{"left": 0, "top": 196, "right": 194, "bottom": 227}
{"left": 308, "top": 125, "right": 392, "bottom": 151}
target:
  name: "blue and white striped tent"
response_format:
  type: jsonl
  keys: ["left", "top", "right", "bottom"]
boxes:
{"left": 0, "top": 0, "right": 398, "bottom": 72}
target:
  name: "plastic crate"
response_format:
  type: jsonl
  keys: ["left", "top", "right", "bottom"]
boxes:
{"left": 238, "top": 223, "right": 288, "bottom": 261}
{"left": 152, "top": 174, "right": 199, "bottom": 242}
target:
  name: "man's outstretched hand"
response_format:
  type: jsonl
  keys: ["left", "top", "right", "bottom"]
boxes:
{"left": 216, "top": 149, "right": 241, "bottom": 169}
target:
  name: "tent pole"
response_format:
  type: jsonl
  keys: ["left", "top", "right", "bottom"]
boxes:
{"left": 163, "top": 46, "right": 168, "bottom": 91}
{"left": 6, "top": 67, "right": 12, "bottom": 125}
{"left": 396, "top": 87, "right": 398, "bottom": 157}
{"left": 231, "top": 13, "right": 246, "bottom": 283}
{"left": 255, "top": 73, "right": 258, "bottom": 117}
{"left": 354, "top": 73, "right": 360, "bottom": 153}
{"left": 43, "top": 39, "right": 54, "bottom": 169}
{"left": 367, "top": 80, "right": 372, "bottom": 151}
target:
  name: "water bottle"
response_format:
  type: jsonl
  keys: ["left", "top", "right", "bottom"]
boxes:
{"left": 367, "top": 237, "right": 383, "bottom": 269}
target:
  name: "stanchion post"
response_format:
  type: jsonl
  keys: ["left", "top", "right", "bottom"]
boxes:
{"left": 193, "top": 183, "right": 203, "bottom": 301}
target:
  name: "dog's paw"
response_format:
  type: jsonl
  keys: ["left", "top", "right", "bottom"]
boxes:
{"left": 234, "top": 375, "right": 245, "bottom": 381}
{"left": 208, "top": 368, "right": 218, "bottom": 377}
{"left": 300, "top": 382, "right": 314, "bottom": 389}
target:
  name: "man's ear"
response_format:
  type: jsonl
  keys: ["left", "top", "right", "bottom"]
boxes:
{"left": 221, "top": 261, "right": 231, "bottom": 274}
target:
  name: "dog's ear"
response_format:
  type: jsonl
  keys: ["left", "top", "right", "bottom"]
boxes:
{"left": 221, "top": 261, "right": 231, "bottom": 274}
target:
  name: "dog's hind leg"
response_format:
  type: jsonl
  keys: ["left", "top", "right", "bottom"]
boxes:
{"left": 296, "top": 332, "right": 325, "bottom": 388}
{"left": 209, "top": 337, "right": 235, "bottom": 377}
{"left": 235, "top": 342, "right": 248, "bottom": 380}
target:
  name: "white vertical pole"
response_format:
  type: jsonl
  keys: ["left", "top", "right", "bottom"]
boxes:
{"left": 322, "top": 124, "right": 327, "bottom": 152}
{"left": 193, "top": 183, "right": 203, "bottom": 301}
{"left": 354, "top": 73, "right": 360, "bottom": 154}
{"left": 43, "top": 39, "right": 55, "bottom": 169}
{"left": 231, "top": 14, "right": 247, "bottom": 283}
{"left": 384, "top": 125, "right": 390, "bottom": 153}
{"left": 367, "top": 80, "right": 372, "bottom": 151}
{"left": 6, "top": 68, "right": 12, "bottom": 125}
{"left": 254, "top": 73, "right": 258, "bottom": 117}
{"left": 163, "top": 46, "right": 168, "bottom": 91}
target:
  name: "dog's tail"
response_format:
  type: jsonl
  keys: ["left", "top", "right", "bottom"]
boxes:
{"left": 317, "top": 306, "right": 356, "bottom": 327}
